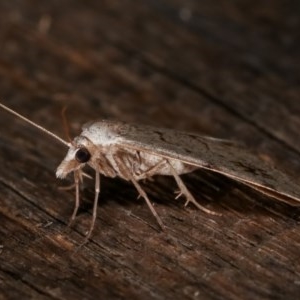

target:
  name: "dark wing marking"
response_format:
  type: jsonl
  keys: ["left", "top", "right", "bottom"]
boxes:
{"left": 118, "top": 123, "right": 300, "bottom": 206}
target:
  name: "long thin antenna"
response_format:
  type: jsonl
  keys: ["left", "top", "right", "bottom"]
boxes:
{"left": 61, "top": 105, "right": 72, "bottom": 143}
{"left": 0, "top": 102, "right": 71, "bottom": 147}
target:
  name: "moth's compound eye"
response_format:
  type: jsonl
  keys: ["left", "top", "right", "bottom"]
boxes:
{"left": 75, "top": 147, "right": 91, "bottom": 163}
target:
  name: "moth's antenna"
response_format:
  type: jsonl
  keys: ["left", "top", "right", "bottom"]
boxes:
{"left": 61, "top": 105, "right": 72, "bottom": 143}
{"left": 0, "top": 103, "right": 71, "bottom": 147}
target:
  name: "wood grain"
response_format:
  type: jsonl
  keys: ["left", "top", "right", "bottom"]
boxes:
{"left": 0, "top": 1, "right": 300, "bottom": 299}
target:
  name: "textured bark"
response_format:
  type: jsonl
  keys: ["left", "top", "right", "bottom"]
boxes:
{"left": 0, "top": 1, "right": 300, "bottom": 299}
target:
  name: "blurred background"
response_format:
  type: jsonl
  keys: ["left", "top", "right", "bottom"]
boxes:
{"left": 0, "top": 1, "right": 300, "bottom": 299}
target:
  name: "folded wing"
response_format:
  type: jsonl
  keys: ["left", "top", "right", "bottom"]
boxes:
{"left": 117, "top": 123, "right": 300, "bottom": 206}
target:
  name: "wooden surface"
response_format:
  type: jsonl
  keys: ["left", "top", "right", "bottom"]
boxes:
{"left": 0, "top": 1, "right": 300, "bottom": 299}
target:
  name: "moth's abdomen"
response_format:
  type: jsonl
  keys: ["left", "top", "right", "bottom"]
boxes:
{"left": 132, "top": 151, "right": 197, "bottom": 179}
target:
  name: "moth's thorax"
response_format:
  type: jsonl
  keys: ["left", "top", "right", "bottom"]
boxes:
{"left": 81, "top": 120, "right": 127, "bottom": 146}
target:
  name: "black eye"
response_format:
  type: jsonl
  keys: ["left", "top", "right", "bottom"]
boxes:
{"left": 75, "top": 147, "right": 91, "bottom": 163}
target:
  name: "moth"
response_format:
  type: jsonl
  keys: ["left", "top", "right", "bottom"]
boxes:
{"left": 1, "top": 102, "right": 300, "bottom": 240}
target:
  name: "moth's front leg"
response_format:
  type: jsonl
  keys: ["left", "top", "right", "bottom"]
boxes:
{"left": 65, "top": 167, "right": 101, "bottom": 243}
{"left": 70, "top": 169, "right": 81, "bottom": 226}
{"left": 59, "top": 169, "right": 82, "bottom": 228}
{"left": 85, "top": 164, "right": 100, "bottom": 241}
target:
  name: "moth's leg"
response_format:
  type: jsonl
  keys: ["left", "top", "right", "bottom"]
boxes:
{"left": 68, "top": 170, "right": 81, "bottom": 227}
{"left": 82, "top": 171, "right": 93, "bottom": 180}
{"left": 115, "top": 156, "right": 165, "bottom": 230}
{"left": 134, "top": 159, "right": 167, "bottom": 181}
{"left": 59, "top": 171, "right": 91, "bottom": 193}
{"left": 168, "top": 160, "right": 219, "bottom": 215}
{"left": 85, "top": 165, "right": 100, "bottom": 241}
{"left": 59, "top": 183, "right": 76, "bottom": 191}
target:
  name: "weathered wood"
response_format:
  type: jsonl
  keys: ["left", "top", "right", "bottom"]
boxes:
{"left": 0, "top": 1, "right": 300, "bottom": 299}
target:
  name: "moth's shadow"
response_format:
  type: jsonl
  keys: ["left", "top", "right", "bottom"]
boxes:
{"left": 183, "top": 169, "right": 300, "bottom": 221}
{"left": 76, "top": 176, "right": 138, "bottom": 213}
{"left": 75, "top": 168, "right": 300, "bottom": 223}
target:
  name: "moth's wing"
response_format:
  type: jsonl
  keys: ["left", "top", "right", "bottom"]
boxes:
{"left": 119, "top": 124, "right": 300, "bottom": 206}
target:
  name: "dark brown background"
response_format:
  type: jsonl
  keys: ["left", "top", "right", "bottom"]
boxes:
{"left": 0, "top": 1, "right": 300, "bottom": 299}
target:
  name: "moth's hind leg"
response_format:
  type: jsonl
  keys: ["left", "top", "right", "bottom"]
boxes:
{"left": 168, "top": 160, "right": 220, "bottom": 215}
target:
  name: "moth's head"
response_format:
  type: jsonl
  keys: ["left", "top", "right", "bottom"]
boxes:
{"left": 56, "top": 120, "right": 125, "bottom": 179}
{"left": 56, "top": 136, "right": 96, "bottom": 179}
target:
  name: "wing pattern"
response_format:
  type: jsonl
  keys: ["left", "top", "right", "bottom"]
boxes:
{"left": 116, "top": 124, "right": 300, "bottom": 206}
